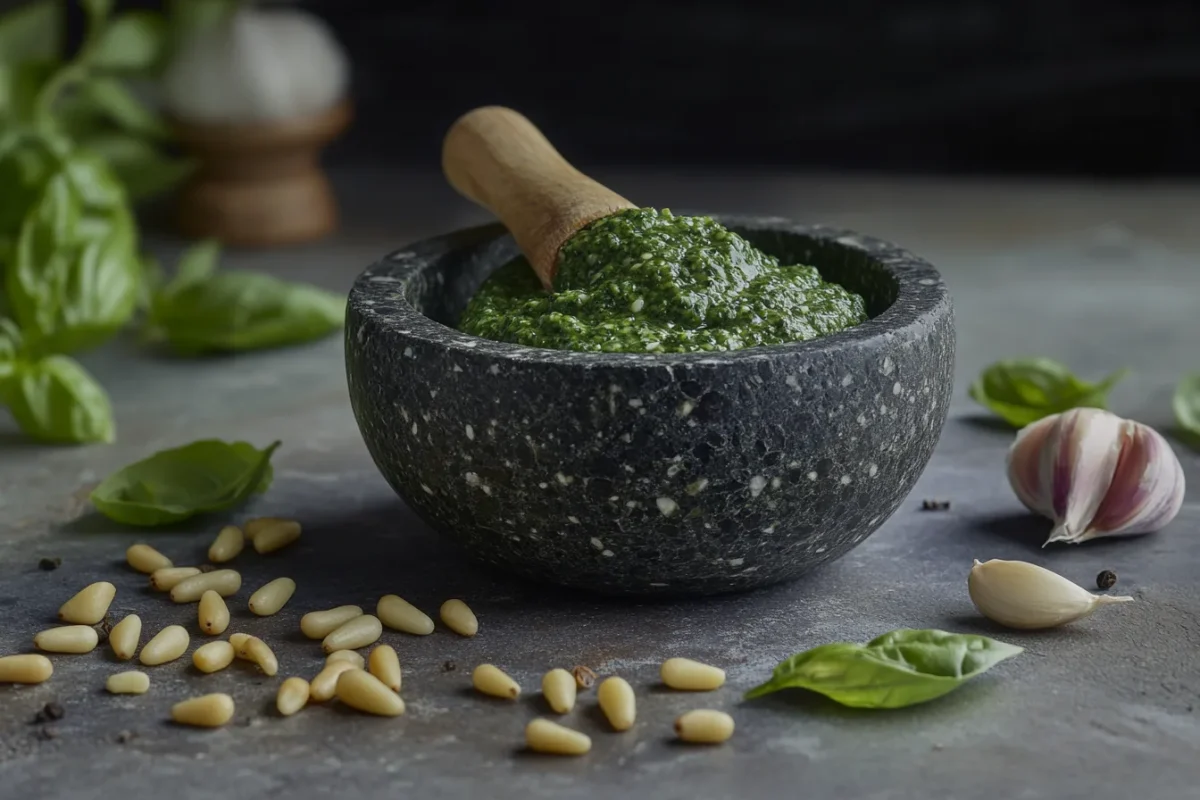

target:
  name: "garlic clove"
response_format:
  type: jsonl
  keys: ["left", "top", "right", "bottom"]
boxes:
{"left": 968, "top": 558, "right": 1134, "bottom": 630}
{"left": 1006, "top": 408, "right": 1185, "bottom": 546}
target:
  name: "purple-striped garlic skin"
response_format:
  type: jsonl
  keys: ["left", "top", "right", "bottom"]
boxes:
{"left": 1005, "top": 408, "right": 1185, "bottom": 546}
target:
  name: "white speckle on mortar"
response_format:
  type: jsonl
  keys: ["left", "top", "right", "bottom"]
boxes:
{"left": 881, "top": 356, "right": 894, "bottom": 375}
{"left": 465, "top": 425, "right": 474, "bottom": 441}
{"left": 678, "top": 400, "right": 695, "bottom": 417}
{"left": 628, "top": 398, "right": 643, "bottom": 408}
{"left": 749, "top": 476, "right": 767, "bottom": 497}
{"left": 869, "top": 463, "right": 878, "bottom": 477}
{"left": 421, "top": 483, "right": 434, "bottom": 495}
{"left": 840, "top": 474, "right": 852, "bottom": 485}
{"left": 729, "top": 557, "right": 745, "bottom": 566}
{"left": 568, "top": 515, "right": 579, "bottom": 524}
{"left": 590, "top": 537, "right": 604, "bottom": 550}
{"left": 656, "top": 497, "right": 678, "bottom": 516}
{"left": 808, "top": 471, "right": 818, "bottom": 481}
{"left": 602, "top": 550, "right": 614, "bottom": 557}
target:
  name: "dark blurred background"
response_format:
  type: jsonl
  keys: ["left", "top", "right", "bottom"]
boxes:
{"left": 87, "top": 0, "right": 1200, "bottom": 177}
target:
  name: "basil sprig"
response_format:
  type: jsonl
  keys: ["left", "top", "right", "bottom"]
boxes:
{"left": 745, "top": 629, "right": 1023, "bottom": 709}
{"left": 1172, "top": 373, "right": 1200, "bottom": 448}
{"left": 969, "top": 357, "right": 1127, "bottom": 428}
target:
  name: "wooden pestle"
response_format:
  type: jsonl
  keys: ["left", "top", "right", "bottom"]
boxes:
{"left": 441, "top": 106, "right": 636, "bottom": 289}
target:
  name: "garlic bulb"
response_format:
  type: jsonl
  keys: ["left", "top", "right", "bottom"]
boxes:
{"left": 1007, "top": 408, "right": 1185, "bottom": 546}
{"left": 968, "top": 559, "right": 1133, "bottom": 630}
{"left": 162, "top": 7, "right": 349, "bottom": 125}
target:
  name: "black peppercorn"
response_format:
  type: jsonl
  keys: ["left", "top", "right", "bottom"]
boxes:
{"left": 1096, "top": 570, "right": 1118, "bottom": 590}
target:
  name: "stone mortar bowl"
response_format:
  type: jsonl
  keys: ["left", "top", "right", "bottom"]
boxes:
{"left": 346, "top": 216, "right": 954, "bottom": 596}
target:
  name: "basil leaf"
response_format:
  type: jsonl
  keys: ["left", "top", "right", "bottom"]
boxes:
{"left": 90, "top": 439, "right": 280, "bottom": 526}
{"left": 76, "top": 132, "right": 193, "bottom": 200}
{"left": 6, "top": 151, "right": 140, "bottom": 355}
{"left": 1172, "top": 374, "right": 1200, "bottom": 447}
{"left": 90, "top": 11, "right": 166, "bottom": 72}
{"left": 0, "top": 60, "right": 58, "bottom": 125}
{"left": 968, "top": 357, "right": 1127, "bottom": 428}
{"left": 745, "top": 629, "right": 1023, "bottom": 709}
{"left": 169, "top": 238, "right": 219, "bottom": 292}
{"left": 0, "top": 131, "right": 68, "bottom": 258}
{"left": 147, "top": 270, "right": 345, "bottom": 355}
{"left": 0, "top": 0, "right": 64, "bottom": 66}
{"left": 78, "top": 77, "right": 168, "bottom": 140}
{"left": 0, "top": 353, "right": 113, "bottom": 444}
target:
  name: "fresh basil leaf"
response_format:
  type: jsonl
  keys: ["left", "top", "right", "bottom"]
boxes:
{"left": 1172, "top": 374, "right": 1200, "bottom": 448}
{"left": 74, "top": 132, "right": 194, "bottom": 200}
{"left": 90, "top": 438, "right": 281, "bottom": 526}
{"left": 0, "top": 0, "right": 64, "bottom": 66}
{"left": 968, "top": 358, "right": 1127, "bottom": 428}
{"left": 0, "top": 131, "right": 69, "bottom": 257}
{"left": 745, "top": 629, "right": 1023, "bottom": 709}
{"left": 90, "top": 11, "right": 166, "bottom": 72}
{"left": 0, "top": 353, "right": 113, "bottom": 444}
{"left": 147, "top": 270, "right": 345, "bottom": 355}
{"left": 168, "top": 238, "right": 220, "bottom": 292}
{"left": 78, "top": 77, "right": 168, "bottom": 140}
{"left": 6, "top": 152, "right": 141, "bottom": 355}
{"left": 0, "top": 60, "right": 58, "bottom": 125}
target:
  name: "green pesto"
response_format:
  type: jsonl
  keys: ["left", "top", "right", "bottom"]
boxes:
{"left": 457, "top": 208, "right": 867, "bottom": 354}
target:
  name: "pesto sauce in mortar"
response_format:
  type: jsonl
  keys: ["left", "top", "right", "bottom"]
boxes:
{"left": 457, "top": 208, "right": 867, "bottom": 354}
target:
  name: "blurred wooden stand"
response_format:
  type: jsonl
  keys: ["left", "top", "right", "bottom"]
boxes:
{"left": 170, "top": 101, "right": 353, "bottom": 248}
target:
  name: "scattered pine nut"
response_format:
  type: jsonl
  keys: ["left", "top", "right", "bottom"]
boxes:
{"left": 249, "top": 577, "right": 296, "bottom": 616}
{"left": 235, "top": 635, "right": 278, "bottom": 677}
{"left": 34, "top": 625, "right": 99, "bottom": 654}
{"left": 198, "top": 590, "right": 230, "bottom": 635}
{"left": 598, "top": 676, "right": 636, "bottom": 731}
{"left": 140, "top": 625, "right": 190, "bottom": 666}
{"left": 172, "top": 693, "right": 235, "bottom": 728}
{"left": 542, "top": 668, "right": 576, "bottom": 713}
{"left": 473, "top": 664, "right": 520, "bottom": 699}
{"left": 109, "top": 614, "right": 142, "bottom": 661}
{"left": 572, "top": 665, "right": 597, "bottom": 689}
{"left": 228, "top": 632, "right": 251, "bottom": 651}
{"left": 58, "top": 581, "right": 116, "bottom": 624}
{"left": 674, "top": 709, "right": 735, "bottom": 744}
{"left": 440, "top": 599, "right": 478, "bottom": 637}
{"left": 170, "top": 569, "right": 241, "bottom": 603}
{"left": 336, "top": 669, "right": 405, "bottom": 716}
{"left": 277, "top": 677, "right": 310, "bottom": 716}
{"left": 660, "top": 658, "right": 726, "bottom": 691}
{"left": 368, "top": 645, "right": 402, "bottom": 692}
{"left": 321, "top": 614, "right": 382, "bottom": 654}
{"left": 0, "top": 654, "right": 53, "bottom": 684}
{"left": 243, "top": 517, "right": 287, "bottom": 541}
{"left": 207, "top": 525, "right": 245, "bottom": 563}
{"left": 252, "top": 520, "right": 302, "bottom": 554}
{"left": 106, "top": 670, "right": 150, "bottom": 695}
{"left": 377, "top": 595, "right": 434, "bottom": 635}
{"left": 193, "top": 640, "right": 235, "bottom": 673}
{"left": 301, "top": 605, "right": 363, "bottom": 639}
{"left": 310, "top": 661, "right": 357, "bottom": 702}
{"left": 150, "top": 567, "right": 201, "bottom": 591}
{"left": 126, "top": 544, "right": 172, "bottom": 574}
{"left": 526, "top": 718, "right": 591, "bottom": 756}
{"left": 326, "top": 650, "right": 365, "bottom": 669}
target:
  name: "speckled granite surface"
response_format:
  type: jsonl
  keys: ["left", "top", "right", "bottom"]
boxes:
{"left": 1, "top": 172, "right": 1198, "bottom": 800}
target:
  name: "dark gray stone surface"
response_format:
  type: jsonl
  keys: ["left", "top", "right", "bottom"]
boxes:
{"left": 1, "top": 172, "right": 1198, "bottom": 799}
{"left": 346, "top": 218, "right": 954, "bottom": 594}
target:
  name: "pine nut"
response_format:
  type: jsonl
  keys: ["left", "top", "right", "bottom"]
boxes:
{"left": 277, "top": 677, "right": 310, "bottom": 716}
{"left": 301, "top": 605, "right": 364, "bottom": 639}
{"left": 252, "top": 520, "right": 302, "bottom": 554}
{"left": 249, "top": 577, "right": 296, "bottom": 616}
{"left": 193, "top": 640, "right": 235, "bottom": 673}
{"left": 150, "top": 566, "right": 201, "bottom": 591}
{"left": 235, "top": 635, "right": 278, "bottom": 677}
{"left": 208, "top": 525, "right": 245, "bottom": 563}
{"left": 674, "top": 709, "right": 735, "bottom": 744}
{"left": 0, "top": 654, "right": 53, "bottom": 684}
{"left": 542, "top": 668, "right": 576, "bottom": 713}
{"left": 572, "top": 665, "right": 597, "bottom": 689}
{"left": 126, "top": 544, "right": 172, "bottom": 574}
{"left": 598, "top": 676, "right": 636, "bottom": 731}
{"left": 58, "top": 581, "right": 116, "bottom": 624}
{"left": 377, "top": 595, "right": 434, "bottom": 635}
{"left": 106, "top": 670, "right": 150, "bottom": 695}
{"left": 198, "top": 590, "right": 230, "bottom": 635}
{"left": 326, "top": 650, "right": 365, "bottom": 669}
{"left": 440, "top": 598, "right": 478, "bottom": 637}
{"left": 172, "top": 693, "right": 235, "bottom": 728}
{"left": 228, "top": 632, "right": 251, "bottom": 651}
{"left": 34, "top": 625, "right": 99, "bottom": 654}
{"left": 140, "top": 625, "right": 189, "bottom": 666}
{"left": 368, "top": 645, "right": 402, "bottom": 692}
{"left": 661, "top": 658, "right": 726, "bottom": 691}
{"left": 321, "top": 614, "right": 382, "bottom": 653}
{"left": 170, "top": 569, "right": 241, "bottom": 603}
{"left": 243, "top": 516, "right": 288, "bottom": 540}
{"left": 109, "top": 614, "right": 142, "bottom": 660}
{"left": 310, "top": 661, "right": 357, "bottom": 702}
{"left": 473, "top": 664, "right": 520, "bottom": 699}
{"left": 336, "top": 669, "right": 405, "bottom": 716}
{"left": 526, "top": 718, "right": 592, "bottom": 756}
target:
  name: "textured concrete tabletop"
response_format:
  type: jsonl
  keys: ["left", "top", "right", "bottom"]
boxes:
{"left": 2, "top": 172, "right": 1198, "bottom": 800}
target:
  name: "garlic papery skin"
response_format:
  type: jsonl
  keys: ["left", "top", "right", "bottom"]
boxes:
{"left": 162, "top": 7, "right": 349, "bottom": 125}
{"left": 968, "top": 559, "right": 1134, "bottom": 630}
{"left": 1006, "top": 408, "right": 1185, "bottom": 546}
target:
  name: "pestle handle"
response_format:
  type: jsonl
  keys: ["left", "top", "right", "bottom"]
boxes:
{"left": 441, "top": 106, "right": 636, "bottom": 289}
